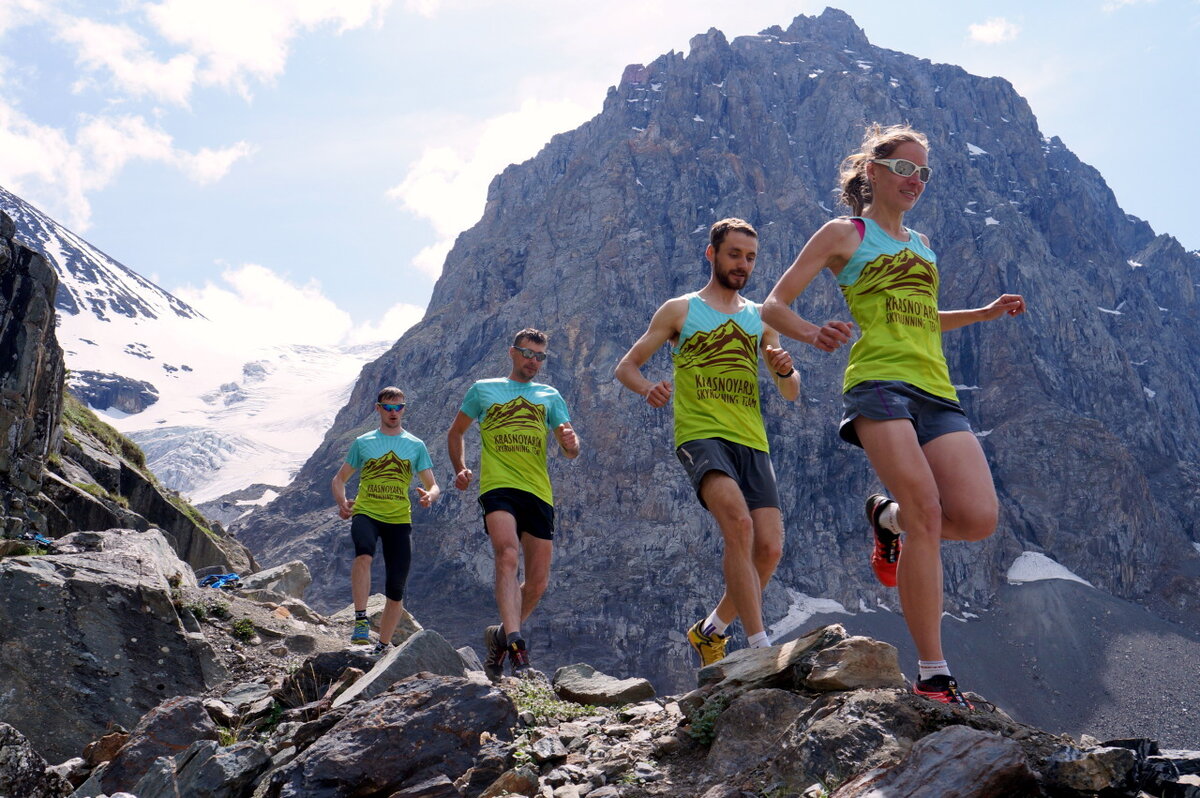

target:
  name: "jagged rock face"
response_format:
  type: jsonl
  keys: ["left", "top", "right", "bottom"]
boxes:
{"left": 239, "top": 6, "right": 1200, "bottom": 701}
{"left": 0, "top": 530, "right": 226, "bottom": 762}
{"left": 41, "top": 405, "right": 254, "bottom": 574}
{"left": 67, "top": 370, "right": 159, "bottom": 414}
{"left": 0, "top": 210, "right": 64, "bottom": 535}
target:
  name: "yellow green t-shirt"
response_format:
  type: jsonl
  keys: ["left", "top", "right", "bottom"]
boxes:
{"left": 460, "top": 378, "right": 571, "bottom": 506}
{"left": 345, "top": 429, "right": 433, "bottom": 524}
{"left": 671, "top": 293, "right": 769, "bottom": 452}
{"left": 838, "top": 218, "right": 957, "bottom": 400}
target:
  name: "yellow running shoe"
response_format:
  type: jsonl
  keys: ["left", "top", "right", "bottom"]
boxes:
{"left": 687, "top": 620, "right": 729, "bottom": 666}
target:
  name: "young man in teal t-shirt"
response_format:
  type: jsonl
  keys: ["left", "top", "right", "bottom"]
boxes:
{"left": 447, "top": 328, "right": 581, "bottom": 679}
{"left": 332, "top": 386, "right": 440, "bottom": 652}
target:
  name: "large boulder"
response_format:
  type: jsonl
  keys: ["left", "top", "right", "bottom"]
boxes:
{"left": 72, "top": 695, "right": 219, "bottom": 797}
{"left": 331, "top": 629, "right": 467, "bottom": 708}
{"left": 267, "top": 674, "right": 516, "bottom": 798}
{"left": 0, "top": 530, "right": 225, "bottom": 762}
{"left": 552, "top": 663, "right": 655, "bottom": 706}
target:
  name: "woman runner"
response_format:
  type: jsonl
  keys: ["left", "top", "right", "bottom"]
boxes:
{"left": 762, "top": 123, "right": 1025, "bottom": 706}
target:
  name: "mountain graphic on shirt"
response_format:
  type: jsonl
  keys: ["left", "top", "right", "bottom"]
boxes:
{"left": 481, "top": 395, "right": 547, "bottom": 433}
{"left": 359, "top": 450, "right": 412, "bottom": 485}
{"left": 675, "top": 319, "right": 759, "bottom": 376}
{"left": 850, "top": 248, "right": 938, "bottom": 299}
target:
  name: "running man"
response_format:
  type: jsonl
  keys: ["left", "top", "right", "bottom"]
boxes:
{"left": 332, "top": 386, "right": 440, "bottom": 654}
{"left": 615, "top": 218, "right": 800, "bottom": 665}
{"left": 447, "top": 328, "right": 581, "bottom": 679}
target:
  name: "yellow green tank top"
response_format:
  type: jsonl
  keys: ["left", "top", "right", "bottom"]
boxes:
{"left": 838, "top": 218, "right": 957, "bottom": 400}
{"left": 672, "top": 293, "right": 769, "bottom": 452}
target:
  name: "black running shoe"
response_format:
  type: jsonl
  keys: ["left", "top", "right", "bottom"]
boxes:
{"left": 913, "top": 674, "right": 974, "bottom": 709}
{"left": 508, "top": 638, "right": 532, "bottom": 677}
{"left": 483, "top": 624, "right": 506, "bottom": 681}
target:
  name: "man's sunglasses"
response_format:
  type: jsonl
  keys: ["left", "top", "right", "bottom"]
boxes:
{"left": 378, "top": 403, "right": 405, "bottom": 412}
{"left": 872, "top": 158, "right": 933, "bottom": 183}
{"left": 513, "top": 346, "right": 548, "bottom": 362}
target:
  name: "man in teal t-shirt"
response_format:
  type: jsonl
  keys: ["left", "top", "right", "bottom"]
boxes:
{"left": 332, "top": 386, "right": 440, "bottom": 653}
{"left": 447, "top": 327, "right": 581, "bottom": 679}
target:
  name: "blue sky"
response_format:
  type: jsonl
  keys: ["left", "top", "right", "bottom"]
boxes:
{"left": 1, "top": 0, "right": 1196, "bottom": 344}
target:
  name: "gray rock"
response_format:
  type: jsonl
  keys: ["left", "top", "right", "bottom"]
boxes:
{"left": 223, "top": 682, "right": 273, "bottom": 712}
{"left": 267, "top": 675, "right": 516, "bottom": 798}
{"left": 801, "top": 636, "right": 906, "bottom": 691}
{"left": 162, "top": 739, "right": 270, "bottom": 798}
{"left": 390, "top": 773, "right": 463, "bottom": 797}
{"left": 531, "top": 735, "right": 568, "bottom": 766}
{"left": 479, "top": 765, "right": 538, "bottom": 798}
{"left": 0, "top": 530, "right": 225, "bottom": 762}
{"left": 832, "top": 725, "right": 1039, "bottom": 797}
{"left": 553, "top": 664, "right": 655, "bottom": 707}
{"left": 459, "top": 645, "right": 485, "bottom": 673}
{"left": 1042, "top": 744, "right": 1139, "bottom": 794}
{"left": 331, "top": 629, "right": 466, "bottom": 708}
{"left": 698, "top": 625, "right": 850, "bottom": 696}
{"left": 45, "top": 757, "right": 89, "bottom": 789}
{"left": 0, "top": 723, "right": 72, "bottom": 798}
{"left": 707, "top": 689, "right": 810, "bottom": 775}
{"left": 81, "top": 695, "right": 219, "bottom": 796}
{"left": 237, "top": 561, "right": 311, "bottom": 599}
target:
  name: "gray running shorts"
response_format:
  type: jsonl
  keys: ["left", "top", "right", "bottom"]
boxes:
{"left": 839, "top": 380, "right": 971, "bottom": 448}
{"left": 675, "top": 437, "right": 780, "bottom": 511}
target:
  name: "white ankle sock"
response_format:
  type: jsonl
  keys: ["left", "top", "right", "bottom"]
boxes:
{"left": 702, "top": 610, "right": 729, "bottom": 637}
{"left": 880, "top": 501, "right": 904, "bottom": 535}
{"left": 747, "top": 631, "right": 771, "bottom": 649}
{"left": 918, "top": 659, "right": 950, "bottom": 681}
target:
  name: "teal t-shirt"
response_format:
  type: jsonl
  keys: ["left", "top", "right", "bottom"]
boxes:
{"left": 460, "top": 378, "right": 571, "bottom": 506}
{"left": 345, "top": 429, "right": 433, "bottom": 524}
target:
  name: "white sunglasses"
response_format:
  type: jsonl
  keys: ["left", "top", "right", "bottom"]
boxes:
{"left": 872, "top": 158, "right": 933, "bottom": 183}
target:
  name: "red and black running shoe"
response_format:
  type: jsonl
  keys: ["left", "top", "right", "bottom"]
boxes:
{"left": 866, "top": 493, "right": 901, "bottom": 587}
{"left": 913, "top": 674, "right": 974, "bottom": 709}
{"left": 508, "top": 638, "right": 532, "bottom": 677}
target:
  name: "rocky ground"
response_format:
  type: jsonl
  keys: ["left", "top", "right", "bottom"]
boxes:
{"left": 2, "top": 531, "right": 1199, "bottom": 798}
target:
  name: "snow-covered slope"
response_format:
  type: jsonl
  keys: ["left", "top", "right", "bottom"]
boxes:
{"left": 1, "top": 184, "right": 390, "bottom": 503}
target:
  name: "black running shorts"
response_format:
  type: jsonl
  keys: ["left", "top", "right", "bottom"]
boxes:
{"left": 478, "top": 487, "right": 555, "bottom": 541}
{"left": 675, "top": 437, "right": 780, "bottom": 511}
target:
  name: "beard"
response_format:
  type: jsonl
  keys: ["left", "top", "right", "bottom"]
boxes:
{"left": 715, "top": 267, "right": 748, "bottom": 290}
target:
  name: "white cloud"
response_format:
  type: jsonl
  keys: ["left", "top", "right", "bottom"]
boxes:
{"left": 387, "top": 96, "right": 592, "bottom": 278}
{"left": 1102, "top": 0, "right": 1155, "bottom": 11}
{"left": 174, "top": 264, "right": 355, "bottom": 347}
{"left": 146, "top": 0, "right": 391, "bottom": 97}
{"left": 968, "top": 17, "right": 1020, "bottom": 44}
{"left": 411, "top": 240, "right": 452, "bottom": 280}
{"left": 0, "top": 103, "right": 252, "bottom": 229}
{"left": 179, "top": 142, "right": 257, "bottom": 183}
{"left": 56, "top": 16, "right": 197, "bottom": 105}
{"left": 348, "top": 301, "right": 425, "bottom": 344}
{"left": 173, "top": 263, "right": 410, "bottom": 348}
